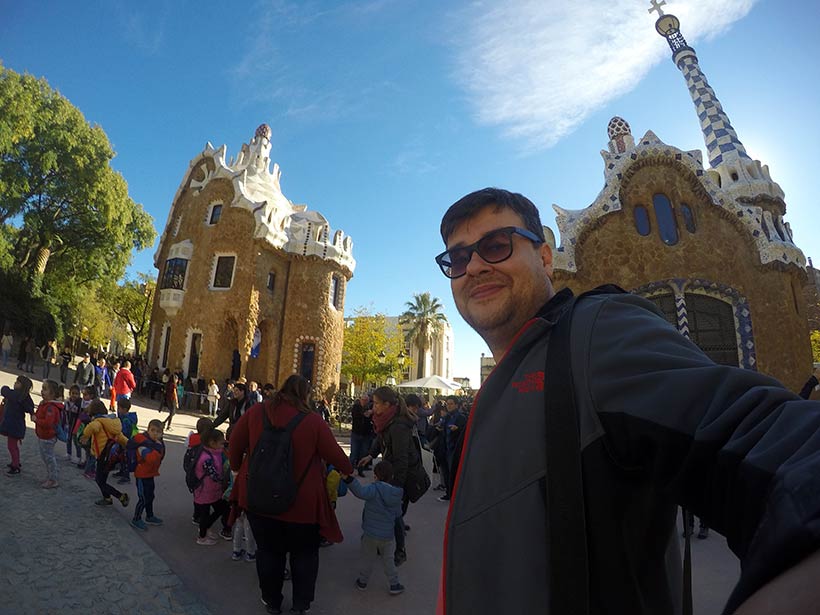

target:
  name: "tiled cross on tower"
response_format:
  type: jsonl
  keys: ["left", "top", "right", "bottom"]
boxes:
{"left": 650, "top": 2, "right": 750, "bottom": 168}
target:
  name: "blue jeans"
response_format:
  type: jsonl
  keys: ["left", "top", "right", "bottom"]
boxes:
{"left": 349, "top": 433, "right": 372, "bottom": 469}
{"left": 1, "top": 349, "right": 9, "bottom": 367}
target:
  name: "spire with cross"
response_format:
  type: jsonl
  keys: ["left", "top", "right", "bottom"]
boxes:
{"left": 650, "top": 1, "right": 749, "bottom": 169}
{"left": 648, "top": 0, "right": 666, "bottom": 17}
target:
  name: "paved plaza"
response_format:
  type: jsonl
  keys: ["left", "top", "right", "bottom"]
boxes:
{"left": 0, "top": 366, "right": 739, "bottom": 614}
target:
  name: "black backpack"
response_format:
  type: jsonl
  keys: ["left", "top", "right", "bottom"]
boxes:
{"left": 247, "top": 403, "right": 309, "bottom": 516}
{"left": 183, "top": 444, "right": 206, "bottom": 493}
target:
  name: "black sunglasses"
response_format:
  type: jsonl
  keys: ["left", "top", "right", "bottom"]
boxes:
{"left": 435, "top": 226, "right": 543, "bottom": 279}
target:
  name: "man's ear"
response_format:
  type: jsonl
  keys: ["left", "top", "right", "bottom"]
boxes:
{"left": 540, "top": 242, "right": 554, "bottom": 279}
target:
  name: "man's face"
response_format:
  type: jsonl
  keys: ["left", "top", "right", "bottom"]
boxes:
{"left": 359, "top": 395, "right": 369, "bottom": 406}
{"left": 446, "top": 206, "right": 554, "bottom": 355}
{"left": 446, "top": 399, "right": 457, "bottom": 413}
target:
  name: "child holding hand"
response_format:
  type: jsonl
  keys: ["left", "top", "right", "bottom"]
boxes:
{"left": 343, "top": 460, "right": 406, "bottom": 596}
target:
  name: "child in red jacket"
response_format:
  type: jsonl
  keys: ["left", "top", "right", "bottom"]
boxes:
{"left": 32, "top": 379, "right": 63, "bottom": 489}
{"left": 128, "top": 419, "right": 166, "bottom": 531}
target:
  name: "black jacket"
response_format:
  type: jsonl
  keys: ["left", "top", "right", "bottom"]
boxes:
{"left": 350, "top": 401, "right": 374, "bottom": 437}
{"left": 442, "top": 289, "right": 820, "bottom": 615}
{"left": 369, "top": 415, "right": 417, "bottom": 489}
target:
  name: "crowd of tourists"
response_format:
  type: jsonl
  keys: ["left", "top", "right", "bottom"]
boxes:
{"left": 0, "top": 345, "right": 450, "bottom": 613}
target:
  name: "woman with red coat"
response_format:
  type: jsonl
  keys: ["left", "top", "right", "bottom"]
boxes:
{"left": 229, "top": 374, "right": 352, "bottom": 615}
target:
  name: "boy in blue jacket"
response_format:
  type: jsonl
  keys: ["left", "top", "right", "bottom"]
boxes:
{"left": 343, "top": 460, "right": 405, "bottom": 596}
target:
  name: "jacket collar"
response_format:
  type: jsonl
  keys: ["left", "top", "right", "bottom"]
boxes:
{"left": 535, "top": 287, "right": 575, "bottom": 324}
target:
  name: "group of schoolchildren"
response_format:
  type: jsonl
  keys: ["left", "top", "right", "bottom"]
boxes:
{"left": 1, "top": 375, "right": 409, "bottom": 596}
{"left": 0, "top": 374, "right": 165, "bottom": 530}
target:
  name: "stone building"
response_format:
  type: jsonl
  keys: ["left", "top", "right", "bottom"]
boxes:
{"left": 146, "top": 124, "right": 355, "bottom": 399}
{"left": 551, "top": 7, "right": 811, "bottom": 390}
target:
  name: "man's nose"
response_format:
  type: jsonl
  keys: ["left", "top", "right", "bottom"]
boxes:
{"left": 464, "top": 248, "right": 491, "bottom": 276}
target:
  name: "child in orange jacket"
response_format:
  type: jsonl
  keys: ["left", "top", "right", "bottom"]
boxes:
{"left": 128, "top": 419, "right": 166, "bottom": 531}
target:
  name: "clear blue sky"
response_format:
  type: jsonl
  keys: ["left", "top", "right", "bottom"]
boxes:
{"left": 2, "top": 0, "right": 818, "bottom": 387}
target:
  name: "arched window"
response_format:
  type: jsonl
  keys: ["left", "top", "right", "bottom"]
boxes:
{"left": 634, "top": 206, "right": 651, "bottom": 236}
{"left": 680, "top": 203, "right": 696, "bottom": 234}
{"left": 300, "top": 342, "right": 316, "bottom": 383}
{"left": 653, "top": 193, "right": 679, "bottom": 246}
{"left": 685, "top": 293, "right": 738, "bottom": 366}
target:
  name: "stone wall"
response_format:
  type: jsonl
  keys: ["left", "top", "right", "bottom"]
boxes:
{"left": 554, "top": 162, "right": 811, "bottom": 391}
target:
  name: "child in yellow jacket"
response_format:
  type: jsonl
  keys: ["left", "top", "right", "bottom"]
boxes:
{"left": 80, "top": 400, "right": 129, "bottom": 507}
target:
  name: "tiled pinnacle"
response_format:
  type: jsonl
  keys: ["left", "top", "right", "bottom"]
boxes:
{"left": 678, "top": 55, "right": 750, "bottom": 168}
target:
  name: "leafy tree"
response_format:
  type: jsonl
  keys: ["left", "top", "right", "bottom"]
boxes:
{"left": 811, "top": 330, "right": 820, "bottom": 364}
{"left": 0, "top": 63, "right": 155, "bottom": 292}
{"left": 342, "top": 307, "right": 405, "bottom": 389}
{"left": 109, "top": 274, "right": 155, "bottom": 357}
{"left": 400, "top": 292, "right": 448, "bottom": 379}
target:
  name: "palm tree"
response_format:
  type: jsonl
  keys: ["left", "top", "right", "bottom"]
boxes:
{"left": 400, "top": 292, "right": 448, "bottom": 379}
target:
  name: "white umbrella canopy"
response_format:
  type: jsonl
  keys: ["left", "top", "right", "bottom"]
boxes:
{"left": 396, "top": 375, "right": 462, "bottom": 392}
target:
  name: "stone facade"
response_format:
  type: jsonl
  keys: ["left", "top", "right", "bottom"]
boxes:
{"left": 147, "top": 125, "right": 354, "bottom": 400}
{"left": 550, "top": 13, "right": 812, "bottom": 391}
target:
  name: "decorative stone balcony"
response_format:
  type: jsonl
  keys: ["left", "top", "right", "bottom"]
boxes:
{"left": 159, "top": 288, "right": 185, "bottom": 317}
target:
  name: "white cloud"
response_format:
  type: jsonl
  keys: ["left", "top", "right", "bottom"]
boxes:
{"left": 452, "top": 0, "right": 758, "bottom": 150}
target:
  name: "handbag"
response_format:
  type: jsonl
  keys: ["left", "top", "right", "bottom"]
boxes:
{"left": 404, "top": 431, "right": 431, "bottom": 503}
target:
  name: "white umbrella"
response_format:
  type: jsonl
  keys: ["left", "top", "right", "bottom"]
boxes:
{"left": 396, "top": 375, "right": 462, "bottom": 392}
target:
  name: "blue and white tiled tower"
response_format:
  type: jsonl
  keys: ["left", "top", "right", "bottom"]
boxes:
{"left": 650, "top": 0, "right": 785, "bottom": 202}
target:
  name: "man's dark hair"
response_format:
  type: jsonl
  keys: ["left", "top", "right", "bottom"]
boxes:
{"left": 440, "top": 187, "right": 546, "bottom": 244}
{"left": 374, "top": 460, "right": 394, "bottom": 483}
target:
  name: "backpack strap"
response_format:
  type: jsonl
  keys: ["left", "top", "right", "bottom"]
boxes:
{"left": 544, "top": 294, "right": 589, "bottom": 615}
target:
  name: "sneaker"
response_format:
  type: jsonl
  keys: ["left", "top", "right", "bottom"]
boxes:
{"left": 145, "top": 516, "right": 164, "bottom": 526}
{"left": 355, "top": 579, "right": 367, "bottom": 591}
{"left": 437, "top": 494, "right": 450, "bottom": 502}
{"left": 5, "top": 467, "right": 20, "bottom": 475}
{"left": 319, "top": 538, "right": 333, "bottom": 548}
{"left": 95, "top": 498, "right": 113, "bottom": 506}
{"left": 41, "top": 480, "right": 59, "bottom": 489}
{"left": 191, "top": 516, "right": 200, "bottom": 526}
{"left": 119, "top": 493, "right": 129, "bottom": 507}
{"left": 244, "top": 552, "right": 256, "bottom": 562}
{"left": 232, "top": 550, "right": 244, "bottom": 561}
{"left": 219, "top": 527, "right": 232, "bottom": 541}
{"left": 389, "top": 583, "right": 405, "bottom": 595}
{"left": 206, "top": 529, "right": 219, "bottom": 540}
{"left": 394, "top": 548, "right": 407, "bottom": 567}
{"left": 131, "top": 519, "right": 148, "bottom": 531}
{"left": 196, "top": 536, "right": 217, "bottom": 546}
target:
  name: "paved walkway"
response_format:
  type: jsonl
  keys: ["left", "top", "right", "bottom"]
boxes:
{"left": 0, "top": 384, "right": 212, "bottom": 614}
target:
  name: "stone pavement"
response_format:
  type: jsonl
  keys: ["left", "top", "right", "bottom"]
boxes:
{"left": 0, "top": 418, "right": 211, "bottom": 614}
{"left": 0, "top": 365, "right": 741, "bottom": 614}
